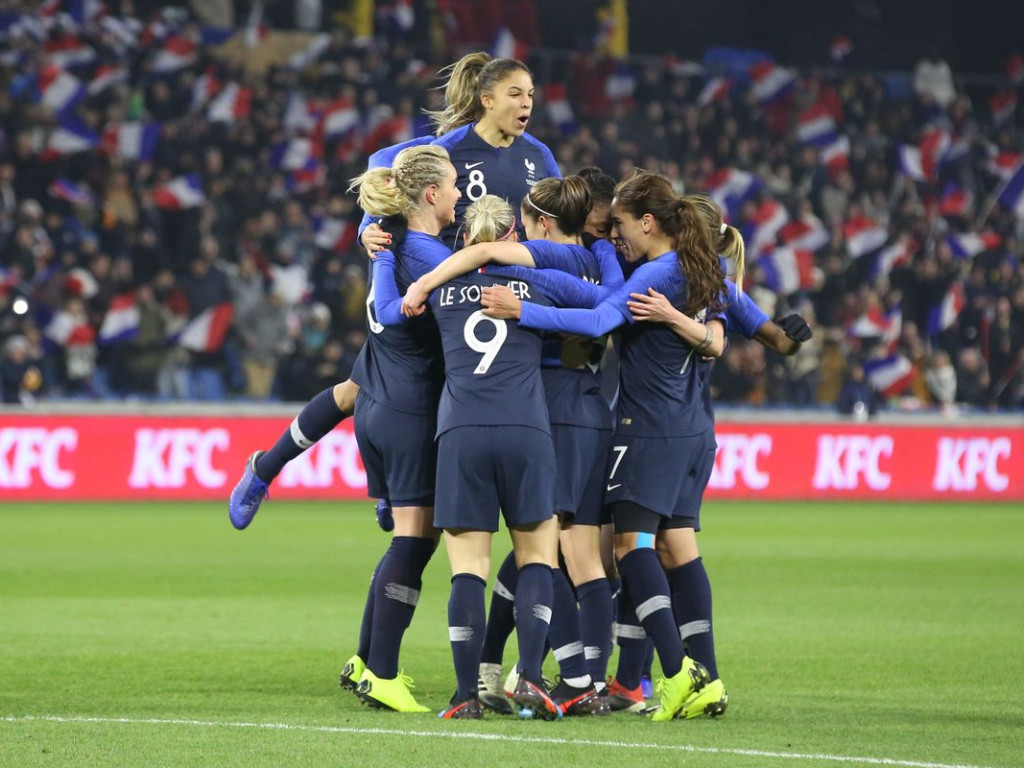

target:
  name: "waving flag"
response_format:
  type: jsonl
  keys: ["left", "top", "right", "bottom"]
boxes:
{"left": 605, "top": 63, "right": 637, "bottom": 101}
{"left": 779, "top": 215, "right": 829, "bottom": 252}
{"left": 927, "top": 281, "right": 965, "bottom": 337}
{"left": 102, "top": 122, "right": 160, "bottom": 162}
{"left": 797, "top": 103, "right": 838, "bottom": 147}
{"left": 269, "top": 137, "right": 320, "bottom": 171}
{"left": 704, "top": 168, "right": 760, "bottom": 221}
{"left": 938, "top": 184, "right": 973, "bottom": 218}
{"left": 844, "top": 215, "right": 887, "bottom": 259}
{"left": 850, "top": 305, "right": 901, "bottom": 353}
{"left": 997, "top": 162, "right": 1024, "bottom": 218}
{"left": 315, "top": 217, "right": 356, "bottom": 253}
{"left": 864, "top": 355, "right": 916, "bottom": 397}
{"left": 749, "top": 61, "right": 795, "bottom": 104}
{"left": 318, "top": 98, "right": 360, "bottom": 140}
{"left": 243, "top": 0, "right": 268, "bottom": 47}
{"left": 830, "top": 35, "right": 853, "bottom": 63}
{"left": 43, "top": 116, "right": 99, "bottom": 158}
{"left": 492, "top": 26, "right": 528, "bottom": 61}
{"left": 48, "top": 177, "right": 94, "bottom": 206}
{"left": 898, "top": 144, "right": 925, "bottom": 181}
{"left": 174, "top": 303, "right": 234, "bottom": 353}
{"left": 744, "top": 199, "right": 790, "bottom": 255}
{"left": 43, "top": 36, "right": 97, "bottom": 68}
{"left": 986, "top": 150, "right": 1022, "bottom": 180}
{"left": 153, "top": 175, "right": 205, "bottom": 209}
{"left": 820, "top": 134, "right": 850, "bottom": 175}
{"left": 87, "top": 64, "right": 128, "bottom": 95}
{"left": 759, "top": 247, "right": 814, "bottom": 295}
{"left": 98, "top": 293, "right": 140, "bottom": 345}
{"left": 872, "top": 240, "right": 914, "bottom": 280}
{"left": 288, "top": 33, "right": 330, "bottom": 71}
{"left": 545, "top": 83, "right": 576, "bottom": 134}
{"left": 207, "top": 83, "right": 252, "bottom": 123}
{"left": 945, "top": 232, "right": 1002, "bottom": 259}
{"left": 696, "top": 76, "right": 732, "bottom": 108}
{"left": 191, "top": 71, "right": 220, "bottom": 111}
{"left": 283, "top": 92, "right": 314, "bottom": 135}
{"left": 991, "top": 91, "right": 1017, "bottom": 126}
{"left": 151, "top": 35, "right": 196, "bottom": 73}
{"left": 38, "top": 66, "right": 85, "bottom": 113}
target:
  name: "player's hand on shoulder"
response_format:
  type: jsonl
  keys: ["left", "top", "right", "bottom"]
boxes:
{"left": 627, "top": 287, "right": 675, "bottom": 324}
{"left": 361, "top": 222, "right": 391, "bottom": 258}
{"left": 481, "top": 284, "right": 522, "bottom": 320}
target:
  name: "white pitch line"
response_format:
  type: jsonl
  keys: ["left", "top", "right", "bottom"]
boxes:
{"left": 0, "top": 714, "right": 998, "bottom": 768}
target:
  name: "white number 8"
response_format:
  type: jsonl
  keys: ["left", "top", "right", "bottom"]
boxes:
{"left": 464, "top": 310, "right": 507, "bottom": 374}
{"left": 466, "top": 169, "right": 488, "bottom": 201}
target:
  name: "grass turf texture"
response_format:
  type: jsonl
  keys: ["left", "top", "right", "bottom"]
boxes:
{"left": 1, "top": 501, "right": 1022, "bottom": 768}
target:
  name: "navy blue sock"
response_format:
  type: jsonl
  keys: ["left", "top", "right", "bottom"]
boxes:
{"left": 449, "top": 573, "right": 487, "bottom": 701}
{"left": 668, "top": 557, "right": 719, "bottom": 680}
{"left": 641, "top": 637, "right": 655, "bottom": 679}
{"left": 514, "top": 563, "right": 553, "bottom": 683}
{"left": 367, "top": 536, "right": 435, "bottom": 679}
{"left": 576, "top": 578, "right": 613, "bottom": 685}
{"left": 613, "top": 587, "right": 647, "bottom": 689}
{"left": 480, "top": 550, "right": 518, "bottom": 665}
{"left": 256, "top": 387, "right": 342, "bottom": 482}
{"left": 356, "top": 557, "right": 383, "bottom": 661}
{"left": 549, "top": 569, "right": 588, "bottom": 683}
{"left": 617, "top": 548, "right": 683, "bottom": 679}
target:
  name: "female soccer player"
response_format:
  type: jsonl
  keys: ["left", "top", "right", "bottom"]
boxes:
{"left": 473, "top": 171, "right": 734, "bottom": 721}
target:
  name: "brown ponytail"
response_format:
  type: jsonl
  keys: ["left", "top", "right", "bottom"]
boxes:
{"left": 521, "top": 175, "right": 592, "bottom": 236}
{"left": 682, "top": 192, "right": 746, "bottom": 291}
{"left": 427, "top": 53, "right": 533, "bottom": 137}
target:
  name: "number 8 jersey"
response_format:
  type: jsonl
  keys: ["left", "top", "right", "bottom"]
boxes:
{"left": 429, "top": 272, "right": 552, "bottom": 438}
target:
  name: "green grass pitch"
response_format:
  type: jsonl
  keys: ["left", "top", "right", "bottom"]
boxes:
{"left": 2, "top": 500, "right": 1022, "bottom": 768}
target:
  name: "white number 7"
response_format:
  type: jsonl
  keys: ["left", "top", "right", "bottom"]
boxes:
{"left": 464, "top": 310, "right": 508, "bottom": 374}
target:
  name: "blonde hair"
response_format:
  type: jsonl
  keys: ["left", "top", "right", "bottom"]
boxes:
{"left": 348, "top": 145, "right": 451, "bottom": 218}
{"left": 682, "top": 192, "right": 747, "bottom": 292}
{"left": 464, "top": 195, "right": 516, "bottom": 245}
{"left": 427, "top": 52, "right": 532, "bottom": 136}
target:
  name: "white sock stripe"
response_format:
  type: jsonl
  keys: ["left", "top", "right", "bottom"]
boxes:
{"left": 531, "top": 605, "right": 552, "bottom": 624}
{"left": 493, "top": 580, "right": 515, "bottom": 601}
{"left": 289, "top": 417, "right": 314, "bottom": 450}
{"left": 679, "top": 620, "right": 711, "bottom": 640}
{"left": 584, "top": 645, "right": 602, "bottom": 660}
{"left": 383, "top": 583, "right": 420, "bottom": 607}
{"left": 448, "top": 626, "right": 473, "bottom": 642}
{"left": 635, "top": 595, "right": 672, "bottom": 623}
{"left": 614, "top": 622, "right": 647, "bottom": 640}
{"left": 552, "top": 642, "right": 584, "bottom": 661}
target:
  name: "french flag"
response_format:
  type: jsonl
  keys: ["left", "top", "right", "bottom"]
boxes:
{"left": 43, "top": 116, "right": 99, "bottom": 158}
{"left": 844, "top": 215, "right": 887, "bottom": 259}
{"left": 191, "top": 71, "right": 220, "bottom": 111}
{"left": 98, "top": 293, "right": 140, "bottom": 345}
{"left": 151, "top": 35, "right": 196, "bottom": 73}
{"left": 175, "top": 303, "right": 234, "bottom": 353}
{"left": 1006, "top": 53, "right": 1024, "bottom": 85}
{"left": 48, "top": 177, "right": 94, "bottom": 206}
{"left": 743, "top": 199, "right": 790, "bottom": 255}
{"left": 749, "top": 61, "right": 795, "bottom": 104}
{"left": 945, "top": 231, "right": 1002, "bottom": 259}
{"left": 820, "top": 134, "right": 850, "bottom": 175}
{"left": 283, "top": 92, "right": 314, "bottom": 135}
{"left": 87, "top": 64, "right": 128, "bottom": 95}
{"left": 797, "top": 103, "right": 837, "bottom": 147}
{"left": 44, "top": 36, "right": 97, "bottom": 68}
{"left": 991, "top": 91, "right": 1017, "bottom": 126}
{"left": 898, "top": 144, "right": 926, "bottom": 181}
{"left": 379, "top": 0, "right": 415, "bottom": 33}
{"left": 318, "top": 98, "right": 360, "bottom": 140}
{"left": 704, "top": 168, "right": 760, "bottom": 221}
{"left": 287, "top": 160, "right": 326, "bottom": 194}
{"left": 153, "top": 175, "right": 205, "bottom": 209}
{"left": 696, "top": 76, "right": 732, "bottom": 108}
{"left": 605, "top": 63, "right": 637, "bottom": 101}
{"left": 986, "top": 150, "right": 1022, "bottom": 181}
{"left": 102, "top": 122, "right": 160, "bottom": 162}
{"left": 38, "top": 66, "right": 85, "bottom": 114}
{"left": 759, "top": 247, "right": 815, "bottom": 295}
{"left": 779, "top": 215, "right": 830, "bottom": 252}
{"left": 288, "top": 32, "right": 330, "bottom": 71}
{"left": 545, "top": 83, "right": 576, "bottom": 134}
{"left": 492, "top": 26, "right": 528, "bottom": 61}
{"left": 864, "top": 355, "right": 917, "bottom": 397}
{"left": 872, "top": 240, "right": 914, "bottom": 279}
{"left": 243, "top": 0, "right": 268, "bottom": 47}
{"left": 207, "top": 83, "right": 252, "bottom": 124}
{"left": 65, "top": 266, "right": 99, "bottom": 299}
{"left": 850, "top": 305, "right": 901, "bottom": 351}
{"left": 99, "top": 16, "right": 140, "bottom": 51}
{"left": 269, "top": 137, "right": 320, "bottom": 171}
{"left": 315, "top": 217, "right": 356, "bottom": 253}
{"left": 938, "top": 184, "right": 973, "bottom": 218}
{"left": 830, "top": 35, "right": 853, "bottom": 63}
{"left": 927, "top": 281, "right": 965, "bottom": 337}
{"left": 997, "top": 162, "right": 1024, "bottom": 218}
{"left": 67, "top": 0, "right": 108, "bottom": 28}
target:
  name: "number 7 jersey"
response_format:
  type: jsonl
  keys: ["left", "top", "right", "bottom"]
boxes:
{"left": 429, "top": 272, "right": 552, "bottom": 438}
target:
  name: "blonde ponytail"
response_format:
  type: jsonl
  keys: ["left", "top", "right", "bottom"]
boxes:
{"left": 348, "top": 145, "right": 452, "bottom": 218}
{"left": 464, "top": 195, "right": 516, "bottom": 245}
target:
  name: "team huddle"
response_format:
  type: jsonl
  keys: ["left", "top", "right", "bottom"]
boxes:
{"left": 228, "top": 52, "right": 812, "bottom": 721}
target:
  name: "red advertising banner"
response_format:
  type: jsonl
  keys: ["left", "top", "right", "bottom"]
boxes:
{"left": 0, "top": 414, "right": 1021, "bottom": 501}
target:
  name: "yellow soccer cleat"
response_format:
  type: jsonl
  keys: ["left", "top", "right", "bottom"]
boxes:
{"left": 357, "top": 669, "right": 431, "bottom": 713}
{"left": 339, "top": 654, "right": 365, "bottom": 692}
{"left": 650, "top": 656, "right": 711, "bottom": 722}
{"left": 678, "top": 678, "right": 728, "bottom": 719}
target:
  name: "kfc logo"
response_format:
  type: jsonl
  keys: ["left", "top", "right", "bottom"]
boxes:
{"left": 129, "top": 428, "right": 229, "bottom": 489}
{"left": 709, "top": 433, "right": 771, "bottom": 490}
{"left": 933, "top": 437, "right": 1010, "bottom": 492}
{"left": 812, "top": 434, "right": 893, "bottom": 491}
{"left": 279, "top": 431, "right": 366, "bottom": 489}
{"left": 0, "top": 427, "right": 77, "bottom": 489}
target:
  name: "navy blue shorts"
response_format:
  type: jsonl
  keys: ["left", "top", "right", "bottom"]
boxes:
{"left": 552, "top": 424, "right": 612, "bottom": 526}
{"left": 354, "top": 393, "right": 436, "bottom": 506}
{"left": 603, "top": 431, "right": 717, "bottom": 531}
{"left": 434, "top": 426, "right": 556, "bottom": 532}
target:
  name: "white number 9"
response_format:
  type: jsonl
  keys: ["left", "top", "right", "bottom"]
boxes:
{"left": 464, "top": 310, "right": 507, "bottom": 374}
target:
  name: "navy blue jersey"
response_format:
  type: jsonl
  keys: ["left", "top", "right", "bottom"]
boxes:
{"left": 518, "top": 252, "right": 716, "bottom": 438}
{"left": 350, "top": 231, "right": 449, "bottom": 415}
{"left": 432, "top": 124, "right": 560, "bottom": 248}
{"left": 429, "top": 271, "right": 551, "bottom": 437}
{"left": 358, "top": 135, "right": 436, "bottom": 236}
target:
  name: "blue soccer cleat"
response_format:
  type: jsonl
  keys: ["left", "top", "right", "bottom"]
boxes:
{"left": 376, "top": 499, "right": 394, "bottom": 532}
{"left": 228, "top": 451, "right": 269, "bottom": 530}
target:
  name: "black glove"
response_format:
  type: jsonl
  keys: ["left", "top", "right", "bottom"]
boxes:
{"left": 378, "top": 215, "right": 408, "bottom": 250}
{"left": 778, "top": 313, "right": 812, "bottom": 343}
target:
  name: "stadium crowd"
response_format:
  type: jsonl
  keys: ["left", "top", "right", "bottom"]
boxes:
{"left": 2, "top": 4, "right": 1023, "bottom": 411}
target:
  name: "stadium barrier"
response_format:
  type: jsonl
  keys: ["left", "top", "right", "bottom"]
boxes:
{"left": 1, "top": 406, "right": 1021, "bottom": 501}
